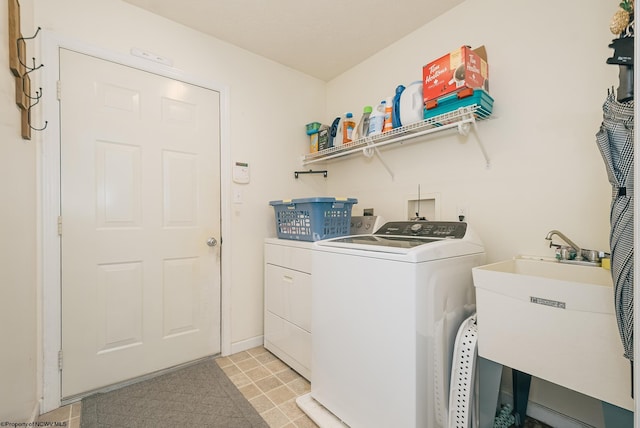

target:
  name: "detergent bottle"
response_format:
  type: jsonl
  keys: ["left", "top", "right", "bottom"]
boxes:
{"left": 353, "top": 106, "right": 372, "bottom": 140}
{"left": 392, "top": 85, "right": 405, "bottom": 129}
{"left": 329, "top": 116, "right": 342, "bottom": 147}
{"left": 343, "top": 112, "right": 356, "bottom": 144}
{"left": 399, "top": 81, "right": 424, "bottom": 125}
{"left": 368, "top": 101, "right": 386, "bottom": 136}
{"left": 383, "top": 96, "right": 394, "bottom": 132}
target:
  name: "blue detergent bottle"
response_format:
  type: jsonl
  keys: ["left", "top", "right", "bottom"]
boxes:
{"left": 392, "top": 84, "right": 406, "bottom": 128}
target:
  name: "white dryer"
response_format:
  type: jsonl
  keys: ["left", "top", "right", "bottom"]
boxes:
{"left": 309, "top": 221, "right": 485, "bottom": 428}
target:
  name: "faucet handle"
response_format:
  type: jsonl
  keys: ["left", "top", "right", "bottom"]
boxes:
{"left": 553, "top": 245, "right": 575, "bottom": 261}
{"left": 580, "top": 249, "right": 610, "bottom": 263}
{"left": 582, "top": 249, "right": 598, "bottom": 263}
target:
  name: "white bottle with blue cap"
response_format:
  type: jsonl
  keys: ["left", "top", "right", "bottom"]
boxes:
{"left": 367, "top": 100, "right": 386, "bottom": 136}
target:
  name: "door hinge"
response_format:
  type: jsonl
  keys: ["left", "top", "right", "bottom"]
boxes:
{"left": 57, "top": 216, "right": 62, "bottom": 236}
{"left": 56, "top": 80, "right": 61, "bottom": 100}
{"left": 58, "top": 350, "right": 63, "bottom": 371}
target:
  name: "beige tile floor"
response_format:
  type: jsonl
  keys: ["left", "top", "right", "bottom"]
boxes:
{"left": 34, "top": 348, "right": 552, "bottom": 428}
{"left": 216, "top": 346, "right": 318, "bottom": 427}
{"left": 36, "top": 401, "right": 81, "bottom": 427}
{"left": 36, "top": 346, "right": 317, "bottom": 428}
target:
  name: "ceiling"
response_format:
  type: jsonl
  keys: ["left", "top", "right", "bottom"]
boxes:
{"left": 122, "top": 0, "right": 464, "bottom": 81}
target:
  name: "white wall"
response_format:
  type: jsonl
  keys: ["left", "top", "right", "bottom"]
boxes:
{"left": 0, "top": 0, "right": 39, "bottom": 421}
{"left": 325, "top": 0, "right": 616, "bottom": 259}
{"left": 1, "top": 0, "right": 328, "bottom": 420}
{"left": 32, "top": 0, "right": 327, "bottom": 353}
{"left": 322, "top": 0, "right": 622, "bottom": 426}
{"left": 1, "top": 0, "right": 631, "bottom": 424}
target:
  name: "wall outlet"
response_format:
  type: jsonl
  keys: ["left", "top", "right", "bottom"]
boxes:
{"left": 456, "top": 205, "right": 468, "bottom": 221}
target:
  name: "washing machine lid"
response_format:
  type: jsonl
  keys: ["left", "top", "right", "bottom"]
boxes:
{"left": 325, "top": 234, "right": 439, "bottom": 249}
{"left": 315, "top": 221, "right": 484, "bottom": 259}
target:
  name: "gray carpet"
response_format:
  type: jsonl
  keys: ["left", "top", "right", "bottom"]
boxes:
{"left": 80, "top": 358, "right": 268, "bottom": 428}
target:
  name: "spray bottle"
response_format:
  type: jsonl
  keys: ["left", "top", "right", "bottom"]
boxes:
{"left": 353, "top": 106, "right": 372, "bottom": 140}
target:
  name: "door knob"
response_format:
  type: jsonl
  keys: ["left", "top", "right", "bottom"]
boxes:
{"left": 206, "top": 237, "right": 218, "bottom": 247}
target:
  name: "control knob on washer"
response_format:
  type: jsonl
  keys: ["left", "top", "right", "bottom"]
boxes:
{"left": 410, "top": 223, "right": 423, "bottom": 233}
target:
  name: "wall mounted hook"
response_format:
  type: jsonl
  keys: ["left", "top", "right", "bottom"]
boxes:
{"left": 17, "top": 27, "right": 44, "bottom": 72}
{"left": 27, "top": 92, "right": 48, "bottom": 131}
{"left": 294, "top": 169, "right": 328, "bottom": 179}
{"left": 8, "top": 15, "right": 47, "bottom": 139}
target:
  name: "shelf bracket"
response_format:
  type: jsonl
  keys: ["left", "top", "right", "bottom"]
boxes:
{"left": 294, "top": 169, "right": 328, "bottom": 179}
{"left": 458, "top": 109, "right": 490, "bottom": 168}
{"left": 457, "top": 121, "right": 471, "bottom": 136}
{"left": 471, "top": 119, "right": 491, "bottom": 168}
{"left": 363, "top": 144, "right": 395, "bottom": 180}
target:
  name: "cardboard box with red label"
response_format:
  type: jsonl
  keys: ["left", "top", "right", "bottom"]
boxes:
{"left": 422, "top": 45, "right": 489, "bottom": 105}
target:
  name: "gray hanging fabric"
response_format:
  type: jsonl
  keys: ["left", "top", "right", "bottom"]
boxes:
{"left": 596, "top": 91, "right": 634, "bottom": 361}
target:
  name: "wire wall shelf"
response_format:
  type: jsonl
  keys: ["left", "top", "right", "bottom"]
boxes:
{"left": 301, "top": 105, "right": 491, "bottom": 176}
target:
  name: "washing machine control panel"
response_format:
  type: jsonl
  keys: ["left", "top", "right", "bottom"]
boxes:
{"left": 350, "top": 216, "right": 384, "bottom": 235}
{"left": 375, "top": 221, "right": 467, "bottom": 239}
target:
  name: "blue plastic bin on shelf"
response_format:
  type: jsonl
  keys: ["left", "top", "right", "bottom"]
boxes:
{"left": 269, "top": 197, "right": 358, "bottom": 241}
{"left": 424, "top": 88, "right": 494, "bottom": 120}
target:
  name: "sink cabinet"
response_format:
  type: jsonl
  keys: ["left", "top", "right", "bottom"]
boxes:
{"left": 263, "top": 238, "right": 312, "bottom": 380}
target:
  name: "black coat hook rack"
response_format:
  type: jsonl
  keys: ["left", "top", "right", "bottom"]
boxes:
{"left": 294, "top": 169, "right": 328, "bottom": 179}
{"left": 9, "top": 0, "right": 47, "bottom": 140}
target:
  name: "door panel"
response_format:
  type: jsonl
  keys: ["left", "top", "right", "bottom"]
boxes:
{"left": 60, "top": 49, "right": 221, "bottom": 398}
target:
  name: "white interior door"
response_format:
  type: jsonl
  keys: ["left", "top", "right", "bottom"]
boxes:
{"left": 59, "top": 49, "right": 221, "bottom": 398}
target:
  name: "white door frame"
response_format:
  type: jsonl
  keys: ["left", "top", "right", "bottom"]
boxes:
{"left": 39, "top": 30, "right": 232, "bottom": 413}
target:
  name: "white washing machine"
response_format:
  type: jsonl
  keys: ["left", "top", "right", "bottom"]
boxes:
{"left": 309, "top": 221, "right": 485, "bottom": 428}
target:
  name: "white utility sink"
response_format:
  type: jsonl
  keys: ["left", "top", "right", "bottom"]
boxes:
{"left": 473, "top": 256, "right": 633, "bottom": 410}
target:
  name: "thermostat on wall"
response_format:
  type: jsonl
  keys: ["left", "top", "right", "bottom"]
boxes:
{"left": 233, "top": 162, "right": 250, "bottom": 184}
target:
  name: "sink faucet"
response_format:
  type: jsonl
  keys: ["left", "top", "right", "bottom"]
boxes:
{"left": 545, "top": 230, "right": 583, "bottom": 261}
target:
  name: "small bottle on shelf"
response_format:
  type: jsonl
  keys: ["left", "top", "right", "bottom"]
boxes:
{"left": 383, "top": 96, "right": 393, "bottom": 132}
{"left": 353, "top": 106, "right": 372, "bottom": 141}
{"left": 368, "top": 101, "right": 386, "bottom": 136}
{"left": 343, "top": 112, "right": 356, "bottom": 144}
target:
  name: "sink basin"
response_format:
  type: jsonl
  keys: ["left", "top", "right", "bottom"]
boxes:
{"left": 473, "top": 256, "right": 632, "bottom": 410}
{"left": 475, "top": 256, "right": 614, "bottom": 313}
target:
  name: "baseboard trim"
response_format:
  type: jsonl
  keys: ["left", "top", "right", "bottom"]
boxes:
{"left": 499, "top": 391, "right": 596, "bottom": 428}
{"left": 29, "top": 400, "right": 40, "bottom": 422}
{"left": 229, "top": 335, "right": 264, "bottom": 355}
